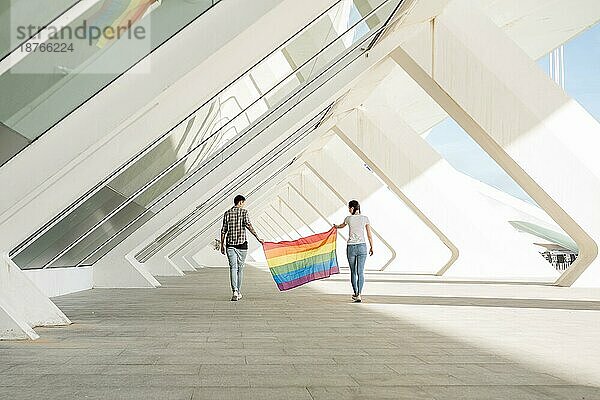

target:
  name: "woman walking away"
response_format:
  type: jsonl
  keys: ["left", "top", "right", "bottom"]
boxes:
{"left": 333, "top": 200, "right": 373, "bottom": 303}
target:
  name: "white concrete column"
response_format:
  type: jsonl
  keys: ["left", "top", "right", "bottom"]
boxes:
{"left": 141, "top": 252, "right": 186, "bottom": 277}
{"left": 170, "top": 246, "right": 201, "bottom": 271}
{"left": 183, "top": 254, "right": 202, "bottom": 270}
{"left": 274, "top": 196, "right": 316, "bottom": 237}
{"left": 303, "top": 136, "right": 455, "bottom": 274}
{"left": 269, "top": 204, "right": 302, "bottom": 239}
{"left": 258, "top": 215, "right": 284, "bottom": 242}
{"left": 334, "top": 107, "right": 557, "bottom": 280}
{"left": 166, "top": 225, "right": 219, "bottom": 271}
{"left": 191, "top": 245, "right": 230, "bottom": 268}
{"left": 166, "top": 255, "right": 194, "bottom": 273}
{"left": 288, "top": 170, "right": 395, "bottom": 271}
{"left": 391, "top": 0, "right": 600, "bottom": 285}
{"left": 93, "top": 254, "right": 162, "bottom": 288}
{"left": 262, "top": 211, "right": 294, "bottom": 241}
{"left": 279, "top": 185, "right": 331, "bottom": 234}
{"left": 0, "top": 255, "right": 71, "bottom": 339}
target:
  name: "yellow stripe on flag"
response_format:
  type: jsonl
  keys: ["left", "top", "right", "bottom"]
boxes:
{"left": 265, "top": 241, "right": 337, "bottom": 268}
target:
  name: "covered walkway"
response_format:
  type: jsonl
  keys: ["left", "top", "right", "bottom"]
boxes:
{"left": 1, "top": 265, "right": 599, "bottom": 399}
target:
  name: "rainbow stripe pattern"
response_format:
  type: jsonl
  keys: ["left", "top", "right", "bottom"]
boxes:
{"left": 262, "top": 228, "right": 339, "bottom": 291}
{"left": 90, "top": 0, "right": 158, "bottom": 48}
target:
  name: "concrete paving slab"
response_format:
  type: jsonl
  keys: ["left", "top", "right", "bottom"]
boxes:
{"left": 0, "top": 266, "right": 598, "bottom": 399}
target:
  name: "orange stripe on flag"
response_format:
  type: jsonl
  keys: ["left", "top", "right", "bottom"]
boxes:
{"left": 263, "top": 233, "right": 336, "bottom": 259}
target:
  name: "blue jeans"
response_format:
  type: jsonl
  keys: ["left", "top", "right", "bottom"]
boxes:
{"left": 347, "top": 243, "right": 367, "bottom": 295}
{"left": 226, "top": 247, "right": 247, "bottom": 292}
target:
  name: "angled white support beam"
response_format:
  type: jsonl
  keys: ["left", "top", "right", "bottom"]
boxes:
{"left": 142, "top": 251, "right": 186, "bottom": 277}
{"left": 286, "top": 179, "right": 348, "bottom": 241}
{"left": 91, "top": 8, "right": 429, "bottom": 282}
{"left": 270, "top": 204, "right": 303, "bottom": 239}
{"left": 293, "top": 164, "right": 398, "bottom": 271}
{"left": 93, "top": 254, "right": 161, "bottom": 288}
{"left": 165, "top": 253, "right": 195, "bottom": 273}
{"left": 190, "top": 243, "right": 230, "bottom": 269}
{"left": 299, "top": 134, "right": 440, "bottom": 273}
{"left": 180, "top": 175, "right": 298, "bottom": 266}
{"left": 0, "top": 254, "right": 71, "bottom": 339}
{"left": 166, "top": 253, "right": 195, "bottom": 273}
{"left": 276, "top": 195, "right": 317, "bottom": 236}
{"left": 391, "top": 1, "right": 600, "bottom": 286}
{"left": 182, "top": 254, "right": 201, "bottom": 270}
{"left": 479, "top": 0, "right": 600, "bottom": 60}
{"left": 281, "top": 182, "right": 336, "bottom": 235}
{"left": 263, "top": 210, "right": 294, "bottom": 241}
{"left": 258, "top": 215, "right": 284, "bottom": 242}
{"left": 260, "top": 212, "right": 287, "bottom": 239}
{"left": 166, "top": 225, "right": 220, "bottom": 271}
{"left": 331, "top": 121, "right": 458, "bottom": 275}
{"left": 252, "top": 200, "right": 298, "bottom": 241}
{"left": 304, "top": 138, "right": 458, "bottom": 274}
{"left": 165, "top": 241, "right": 201, "bottom": 271}
{"left": 314, "top": 55, "right": 459, "bottom": 275}
{"left": 174, "top": 246, "right": 204, "bottom": 270}
{"left": 0, "top": 302, "right": 35, "bottom": 340}
{"left": 335, "top": 106, "right": 557, "bottom": 280}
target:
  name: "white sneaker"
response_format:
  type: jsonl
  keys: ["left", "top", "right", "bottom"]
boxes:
{"left": 237, "top": 293, "right": 243, "bottom": 301}
{"left": 354, "top": 294, "right": 362, "bottom": 303}
{"left": 231, "top": 291, "right": 239, "bottom": 301}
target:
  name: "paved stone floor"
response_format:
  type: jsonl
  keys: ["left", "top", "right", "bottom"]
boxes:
{"left": 1, "top": 265, "right": 600, "bottom": 399}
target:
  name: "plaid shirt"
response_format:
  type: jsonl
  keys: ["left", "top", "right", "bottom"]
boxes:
{"left": 221, "top": 206, "right": 258, "bottom": 246}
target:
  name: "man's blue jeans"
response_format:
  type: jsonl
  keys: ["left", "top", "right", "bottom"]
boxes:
{"left": 226, "top": 247, "right": 247, "bottom": 292}
{"left": 346, "top": 243, "right": 367, "bottom": 295}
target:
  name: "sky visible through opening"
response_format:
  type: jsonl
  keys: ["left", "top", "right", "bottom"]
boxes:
{"left": 425, "top": 22, "right": 600, "bottom": 204}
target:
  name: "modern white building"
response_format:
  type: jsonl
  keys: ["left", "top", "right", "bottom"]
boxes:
{"left": 1, "top": 0, "right": 600, "bottom": 398}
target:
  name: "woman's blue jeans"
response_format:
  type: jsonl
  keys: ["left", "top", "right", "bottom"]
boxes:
{"left": 346, "top": 243, "right": 367, "bottom": 295}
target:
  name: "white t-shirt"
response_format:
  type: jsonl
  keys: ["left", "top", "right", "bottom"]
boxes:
{"left": 344, "top": 214, "right": 370, "bottom": 244}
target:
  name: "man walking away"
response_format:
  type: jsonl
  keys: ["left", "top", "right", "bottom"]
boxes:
{"left": 221, "top": 195, "right": 263, "bottom": 301}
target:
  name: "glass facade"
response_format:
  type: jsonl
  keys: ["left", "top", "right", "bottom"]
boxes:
{"left": 0, "top": 0, "right": 221, "bottom": 166}
{"left": 11, "top": 0, "right": 403, "bottom": 270}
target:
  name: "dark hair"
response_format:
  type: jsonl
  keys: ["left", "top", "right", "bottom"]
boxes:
{"left": 348, "top": 200, "right": 361, "bottom": 215}
{"left": 234, "top": 195, "right": 246, "bottom": 205}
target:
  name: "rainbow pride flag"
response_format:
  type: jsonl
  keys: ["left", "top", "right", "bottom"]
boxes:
{"left": 90, "top": 0, "right": 158, "bottom": 48}
{"left": 262, "top": 228, "right": 339, "bottom": 291}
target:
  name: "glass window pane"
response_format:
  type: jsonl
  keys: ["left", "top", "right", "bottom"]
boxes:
{"left": 11, "top": 0, "right": 402, "bottom": 269}
{"left": 0, "top": 0, "right": 80, "bottom": 60}
{"left": 0, "top": 0, "right": 221, "bottom": 165}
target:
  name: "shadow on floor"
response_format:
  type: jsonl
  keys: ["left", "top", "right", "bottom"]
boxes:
{"left": 322, "top": 294, "right": 600, "bottom": 311}
{"left": 327, "top": 275, "right": 554, "bottom": 286}
{"left": 0, "top": 267, "right": 598, "bottom": 400}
